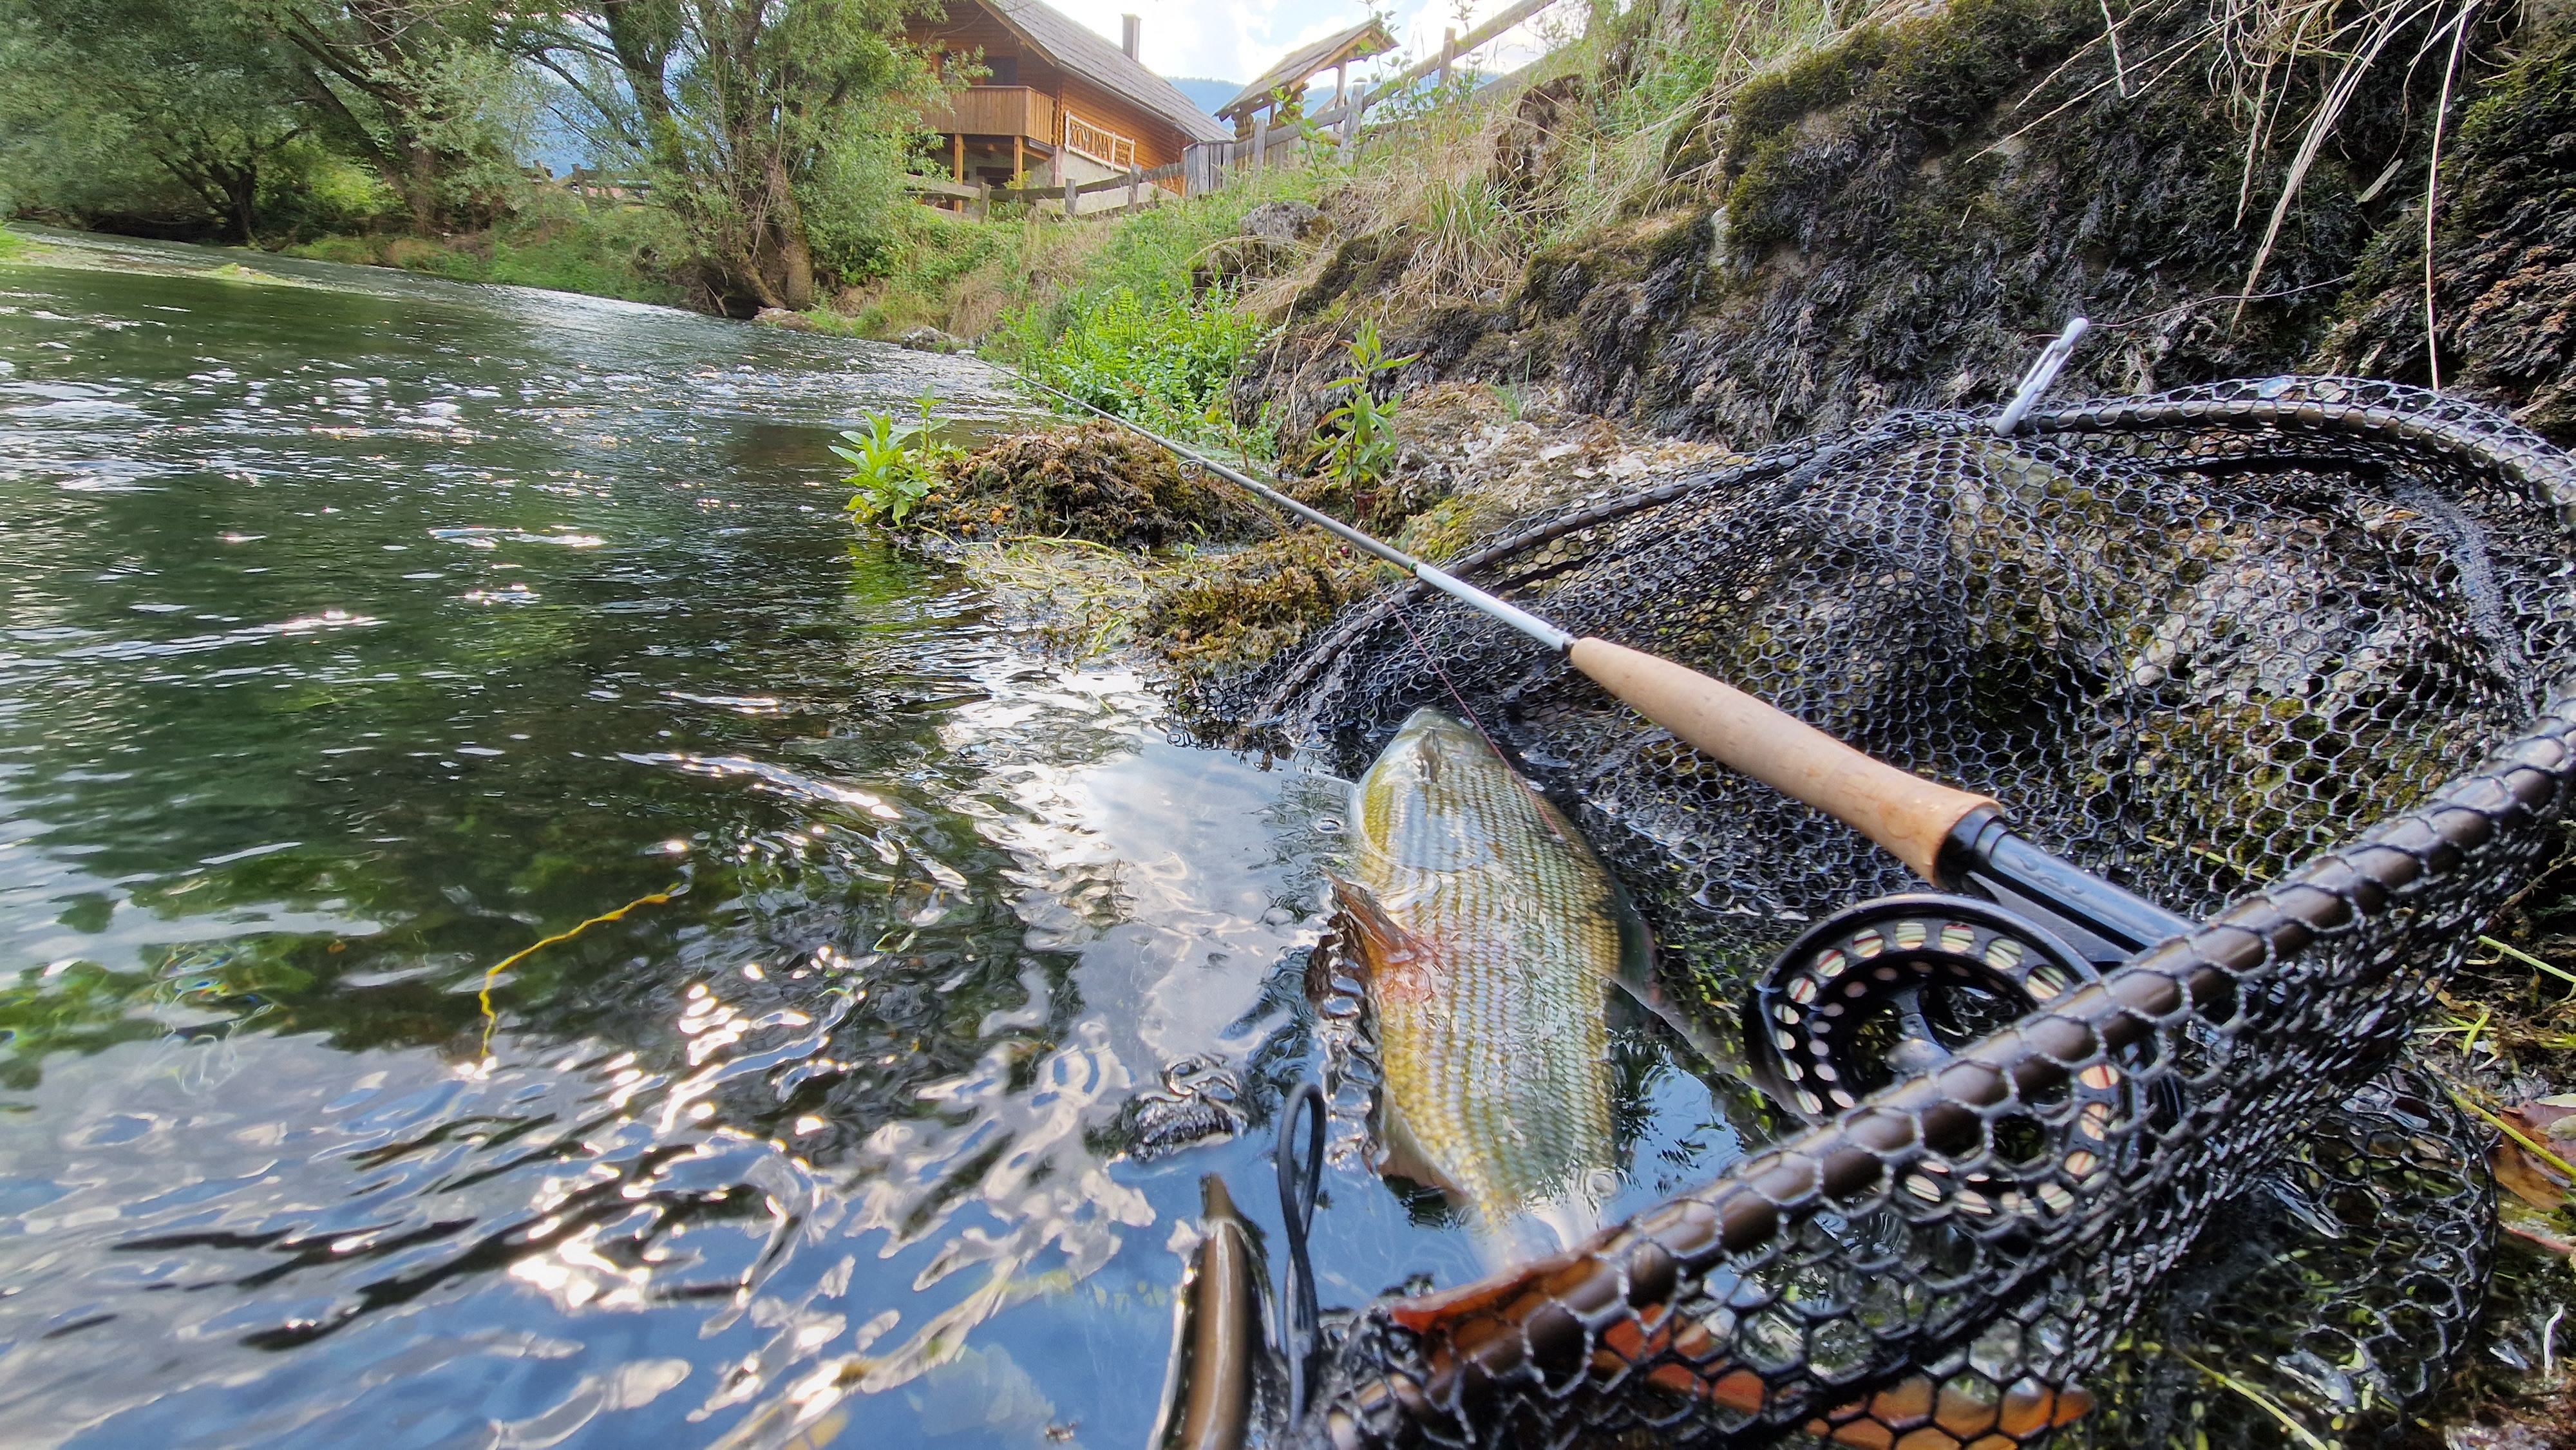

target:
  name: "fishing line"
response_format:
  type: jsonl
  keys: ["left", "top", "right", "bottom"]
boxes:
{"left": 1387, "top": 592, "right": 1512, "bottom": 761}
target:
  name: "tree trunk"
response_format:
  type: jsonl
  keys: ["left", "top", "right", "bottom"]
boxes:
{"left": 761, "top": 152, "right": 813, "bottom": 310}
{"left": 777, "top": 225, "right": 815, "bottom": 311}
{"left": 227, "top": 167, "right": 260, "bottom": 245}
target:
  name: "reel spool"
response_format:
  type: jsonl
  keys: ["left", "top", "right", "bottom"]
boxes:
{"left": 1749, "top": 895, "right": 2101, "bottom": 1124}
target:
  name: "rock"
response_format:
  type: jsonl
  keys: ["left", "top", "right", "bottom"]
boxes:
{"left": 1193, "top": 202, "right": 1332, "bottom": 291}
{"left": 894, "top": 325, "right": 963, "bottom": 353}
{"left": 2318, "top": 24, "right": 2576, "bottom": 443}
{"left": 907, "top": 423, "right": 1265, "bottom": 549}
{"left": 1490, "top": 75, "right": 1587, "bottom": 203}
{"left": 752, "top": 307, "right": 812, "bottom": 331}
{"left": 2445, "top": 1420, "right": 2566, "bottom": 1450}
{"left": 1240, "top": 200, "right": 1325, "bottom": 245}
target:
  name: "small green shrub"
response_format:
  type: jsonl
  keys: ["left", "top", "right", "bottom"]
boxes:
{"left": 1318, "top": 321, "right": 1418, "bottom": 491}
{"left": 285, "top": 233, "right": 379, "bottom": 266}
{"left": 833, "top": 397, "right": 955, "bottom": 525}
{"left": 998, "top": 285, "right": 1272, "bottom": 450}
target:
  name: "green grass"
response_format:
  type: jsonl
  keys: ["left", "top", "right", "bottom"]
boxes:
{"left": 0, "top": 223, "right": 22, "bottom": 261}
{"left": 989, "top": 284, "right": 1273, "bottom": 450}
{"left": 283, "top": 193, "right": 687, "bottom": 305}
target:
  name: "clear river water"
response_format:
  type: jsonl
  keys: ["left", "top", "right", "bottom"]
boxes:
{"left": 0, "top": 230, "right": 1746, "bottom": 1449}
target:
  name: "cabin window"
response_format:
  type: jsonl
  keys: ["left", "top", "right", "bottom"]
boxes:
{"left": 977, "top": 56, "right": 1017, "bottom": 86}
{"left": 1062, "top": 111, "right": 1137, "bottom": 168}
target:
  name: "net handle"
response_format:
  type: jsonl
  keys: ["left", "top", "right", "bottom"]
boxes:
{"left": 1569, "top": 638, "right": 1997, "bottom": 880}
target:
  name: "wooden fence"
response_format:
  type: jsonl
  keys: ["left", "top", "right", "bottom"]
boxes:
{"left": 902, "top": 158, "right": 1187, "bottom": 219}
{"left": 904, "top": 0, "right": 1560, "bottom": 218}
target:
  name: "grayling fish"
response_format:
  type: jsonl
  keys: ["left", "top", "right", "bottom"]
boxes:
{"left": 1326, "top": 708, "right": 1649, "bottom": 1259}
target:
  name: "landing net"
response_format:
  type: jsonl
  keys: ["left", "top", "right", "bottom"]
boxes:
{"left": 1214, "top": 378, "right": 2576, "bottom": 1448}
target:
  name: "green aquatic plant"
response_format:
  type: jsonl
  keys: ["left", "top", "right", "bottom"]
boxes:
{"left": 1319, "top": 320, "right": 1419, "bottom": 492}
{"left": 833, "top": 396, "right": 952, "bottom": 525}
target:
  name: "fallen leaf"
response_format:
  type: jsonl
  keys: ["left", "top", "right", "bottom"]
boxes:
{"left": 2524, "top": 1093, "right": 2576, "bottom": 1142}
{"left": 2492, "top": 1104, "right": 2574, "bottom": 1210}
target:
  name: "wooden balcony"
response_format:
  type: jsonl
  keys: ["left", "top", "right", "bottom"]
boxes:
{"left": 919, "top": 85, "right": 1055, "bottom": 141}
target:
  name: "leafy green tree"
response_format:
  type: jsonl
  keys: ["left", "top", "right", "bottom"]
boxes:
{"left": 534, "top": 0, "right": 930, "bottom": 314}
{"left": 254, "top": 0, "right": 548, "bottom": 229}
{"left": 0, "top": 0, "right": 311, "bottom": 242}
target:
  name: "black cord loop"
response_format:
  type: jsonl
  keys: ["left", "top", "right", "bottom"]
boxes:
{"left": 1275, "top": 1078, "right": 1327, "bottom": 1426}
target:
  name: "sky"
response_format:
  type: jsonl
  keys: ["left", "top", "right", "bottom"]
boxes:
{"left": 1044, "top": 0, "right": 1575, "bottom": 88}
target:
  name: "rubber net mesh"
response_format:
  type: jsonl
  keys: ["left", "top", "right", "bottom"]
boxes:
{"left": 1206, "top": 378, "right": 2576, "bottom": 1449}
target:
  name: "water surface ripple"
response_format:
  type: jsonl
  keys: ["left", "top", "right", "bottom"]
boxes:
{"left": 0, "top": 232, "right": 1745, "bottom": 1449}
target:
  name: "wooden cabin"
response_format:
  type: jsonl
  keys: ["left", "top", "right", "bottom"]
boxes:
{"left": 907, "top": 0, "right": 1229, "bottom": 204}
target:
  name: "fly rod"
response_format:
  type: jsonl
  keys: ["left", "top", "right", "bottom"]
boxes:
{"left": 1004, "top": 334, "right": 2190, "bottom": 967}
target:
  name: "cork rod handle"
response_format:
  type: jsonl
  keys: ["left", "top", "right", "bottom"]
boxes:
{"left": 1567, "top": 637, "right": 1996, "bottom": 881}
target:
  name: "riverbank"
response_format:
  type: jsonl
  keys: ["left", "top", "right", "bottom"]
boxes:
{"left": 826, "top": 0, "right": 2576, "bottom": 1424}
{"left": 276, "top": 189, "right": 690, "bottom": 307}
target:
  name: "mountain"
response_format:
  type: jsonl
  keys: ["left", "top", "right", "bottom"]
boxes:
{"left": 1165, "top": 77, "right": 1242, "bottom": 119}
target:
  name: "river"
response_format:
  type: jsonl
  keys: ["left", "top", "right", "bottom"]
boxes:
{"left": 0, "top": 229, "right": 1743, "bottom": 1449}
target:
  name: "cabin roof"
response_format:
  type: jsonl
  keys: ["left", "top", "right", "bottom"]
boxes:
{"left": 1218, "top": 19, "right": 1397, "bottom": 121}
{"left": 975, "top": 0, "right": 1231, "bottom": 144}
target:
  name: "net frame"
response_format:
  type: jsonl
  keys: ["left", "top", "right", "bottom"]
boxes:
{"left": 1233, "top": 378, "right": 2576, "bottom": 1450}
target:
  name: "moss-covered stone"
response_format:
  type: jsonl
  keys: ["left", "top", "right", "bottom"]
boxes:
{"left": 1247, "top": 0, "right": 2452, "bottom": 449}
{"left": 2318, "top": 19, "right": 2576, "bottom": 439}
{"left": 1140, "top": 534, "right": 1380, "bottom": 677}
{"left": 1620, "top": 0, "right": 2405, "bottom": 443}
{"left": 904, "top": 423, "right": 1265, "bottom": 549}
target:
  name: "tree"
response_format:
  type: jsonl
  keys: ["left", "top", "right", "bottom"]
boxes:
{"left": 254, "top": 0, "right": 545, "bottom": 230}
{"left": 536, "top": 0, "right": 929, "bottom": 315}
{"left": 0, "top": 0, "right": 310, "bottom": 243}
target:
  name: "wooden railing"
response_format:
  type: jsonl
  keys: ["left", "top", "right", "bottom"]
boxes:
{"left": 917, "top": 84, "right": 1054, "bottom": 140}
{"left": 1061, "top": 111, "right": 1137, "bottom": 169}
{"left": 1183, "top": 0, "right": 1564, "bottom": 191}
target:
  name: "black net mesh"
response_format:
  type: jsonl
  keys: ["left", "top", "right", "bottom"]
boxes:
{"left": 1201, "top": 378, "right": 2576, "bottom": 1449}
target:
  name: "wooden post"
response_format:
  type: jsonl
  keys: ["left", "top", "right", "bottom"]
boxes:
{"left": 1438, "top": 28, "right": 1456, "bottom": 88}
{"left": 1127, "top": 166, "right": 1141, "bottom": 211}
{"left": 1255, "top": 119, "right": 1267, "bottom": 173}
{"left": 1012, "top": 135, "right": 1024, "bottom": 187}
{"left": 1063, "top": 175, "right": 1077, "bottom": 216}
{"left": 976, "top": 182, "right": 990, "bottom": 221}
{"left": 952, "top": 131, "right": 965, "bottom": 183}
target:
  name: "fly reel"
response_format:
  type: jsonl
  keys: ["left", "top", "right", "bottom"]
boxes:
{"left": 1749, "top": 894, "right": 2103, "bottom": 1124}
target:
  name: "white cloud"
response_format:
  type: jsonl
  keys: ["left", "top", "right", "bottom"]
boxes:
{"left": 1034, "top": 0, "right": 1573, "bottom": 85}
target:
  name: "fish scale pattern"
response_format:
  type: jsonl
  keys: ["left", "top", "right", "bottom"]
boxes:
{"left": 1213, "top": 378, "right": 2576, "bottom": 1447}
{"left": 1340, "top": 709, "right": 1627, "bottom": 1234}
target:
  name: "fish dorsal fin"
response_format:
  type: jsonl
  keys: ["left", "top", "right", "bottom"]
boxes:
{"left": 1324, "top": 874, "right": 1437, "bottom": 1004}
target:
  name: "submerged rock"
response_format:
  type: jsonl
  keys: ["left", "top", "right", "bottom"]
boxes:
{"left": 752, "top": 307, "right": 813, "bottom": 331}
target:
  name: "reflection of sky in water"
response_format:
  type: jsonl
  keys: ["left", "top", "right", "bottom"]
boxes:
{"left": 0, "top": 233, "right": 1753, "bottom": 1449}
